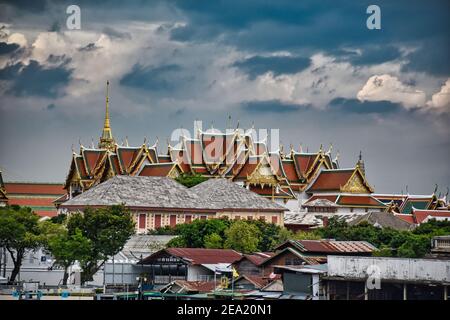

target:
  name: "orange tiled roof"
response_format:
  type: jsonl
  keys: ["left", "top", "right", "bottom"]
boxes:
{"left": 139, "top": 163, "right": 176, "bottom": 177}
{"left": 4, "top": 183, "right": 65, "bottom": 195}
{"left": 307, "top": 169, "right": 354, "bottom": 192}
{"left": 337, "top": 195, "right": 386, "bottom": 207}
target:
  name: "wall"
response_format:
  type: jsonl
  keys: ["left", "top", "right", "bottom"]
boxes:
{"left": 187, "top": 265, "right": 215, "bottom": 282}
{"left": 327, "top": 256, "right": 450, "bottom": 283}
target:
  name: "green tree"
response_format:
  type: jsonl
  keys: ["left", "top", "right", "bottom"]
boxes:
{"left": 247, "top": 220, "right": 292, "bottom": 251}
{"left": 204, "top": 233, "right": 223, "bottom": 249}
{"left": 175, "top": 173, "right": 208, "bottom": 188}
{"left": 292, "top": 230, "right": 322, "bottom": 240}
{"left": 46, "top": 228, "right": 91, "bottom": 285}
{"left": 172, "top": 218, "right": 230, "bottom": 248}
{"left": 166, "top": 236, "right": 187, "bottom": 248}
{"left": 0, "top": 206, "right": 42, "bottom": 284}
{"left": 66, "top": 205, "right": 135, "bottom": 284}
{"left": 224, "top": 220, "right": 260, "bottom": 253}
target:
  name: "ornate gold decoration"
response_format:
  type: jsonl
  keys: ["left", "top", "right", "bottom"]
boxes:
{"left": 247, "top": 159, "right": 278, "bottom": 188}
{"left": 98, "top": 80, "right": 116, "bottom": 151}
{"left": 341, "top": 170, "right": 371, "bottom": 193}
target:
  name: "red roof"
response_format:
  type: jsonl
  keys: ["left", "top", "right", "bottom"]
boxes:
{"left": 395, "top": 214, "right": 416, "bottom": 224}
{"left": 293, "top": 153, "right": 317, "bottom": 177}
{"left": 4, "top": 183, "right": 65, "bottom": 195}
{"left": 83, "top": 149, "right": 106, "bottom": 175}
{"left": 32, "top": 210, "right": 58, "bottom": 217}
{"left": 165, "top": 248, "right": 242, "bottom": 265}
{"left": 171, "top": 280, "right": 216, "bottom": 293}
{"left": 337, "top": 195, "right": 385, "bottom": 207}
{"left": 235, "top": 158, "right": 259, "bottom": 179}
{"left": 282, "top": 160, "right": 299, "bottom": 181}
{"left": 276, "top": 240, "right": 376, "bottom": 254}
{"left": 139, "top": 163, "right": 174, "bottom": 177}
{"left": 413, "top": 209, "right": 450, "bottom": 223}
{"left": 7, "top": 198, "right": 59, "bottom": 206}
{"left": 117, "top": 147, "right": 141, "bottom": 172}
{"left": 307, "top": 169, "right": 353, "bottom": 192}
{"left": 304, "top": 195, "right": 338, "bottom": 204}
{"left": 239, "top": 252, "right": 274, "bottom": 266}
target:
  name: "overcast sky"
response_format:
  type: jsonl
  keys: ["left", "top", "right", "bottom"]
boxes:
{"left": 0, "top": 0, "right": 449, "bottom": 194}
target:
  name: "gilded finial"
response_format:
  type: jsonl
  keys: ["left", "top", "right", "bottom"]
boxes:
{"left": 298, "top": 143, "right": 302, "bottom": 153}
{"left": 359, "top": 150, "right": 362, "bottom": 162}
{"left": 143, "top": 137, "right": 147, "bottom": 145}
{"left": 91, "top": 138, "right": 95, "bottom": 149}
{"left": 434, "top": 184, "right": 438, "bottom": 194}
{"left": 125, "top": 136, "right": 129, "bottom": 147}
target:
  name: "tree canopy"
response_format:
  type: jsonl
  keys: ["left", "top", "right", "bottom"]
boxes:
{"left": 66, "top": 205, "right": 135, "bottom": 284}
{"left": 175, "top": 173, "right": 208, "bottom": 188}
{"left": 0, "top": 206, "right": 43, "bottom": 283}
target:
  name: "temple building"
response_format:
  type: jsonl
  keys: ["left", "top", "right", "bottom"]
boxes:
{"left": 61, "top": 82, "right": 449, "bottom": 227}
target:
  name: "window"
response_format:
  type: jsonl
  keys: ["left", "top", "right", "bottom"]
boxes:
{"left": 154, "top": 214, "right": 161, "bottom": 229}
{"left": 247, "top": 216, "right": 253, "bottom": 221}
{"left": 200, "top": 215, "right": 207, "bottom": 220}
{"left": 138, "top": 214, "right": 146, "bottom": 229}
{"left": 185, "top": 215, "right": 192, "bottom": 223}
{"left": 259, "top": 216, "right": 266, "bottom": 222}
{"left": 170, "top": 215, "right": 177, "bottom": 227}
{"left": 235, "top": 215, "right": 241, "bottom": 220}
{"left": 272, "top": 216, "right": 278, "bottom": 224}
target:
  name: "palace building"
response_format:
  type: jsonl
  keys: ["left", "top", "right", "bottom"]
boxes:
{"left": 59, "top": 176, "right": 286, "bottom": 232}
{"left": 61, "top": 82, "right": 449, "bottom": 227}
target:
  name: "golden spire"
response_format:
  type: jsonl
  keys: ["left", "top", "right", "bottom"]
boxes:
{"left": 98, "top": 80, "right": 115, "bottom": 151}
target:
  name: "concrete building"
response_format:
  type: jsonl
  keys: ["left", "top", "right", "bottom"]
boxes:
{"left": 324, "top": 256, "right": 450, "bottom": 300}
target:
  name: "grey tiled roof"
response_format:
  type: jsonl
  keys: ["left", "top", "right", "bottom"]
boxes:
{"left": 62, "top": 176, "right": 202, "bottom": 209}
{"left": 190, "top": 178, "right": 286, "bottom": 211}
{"left": 62, "top": 176, "right": 285, "bottom": 212}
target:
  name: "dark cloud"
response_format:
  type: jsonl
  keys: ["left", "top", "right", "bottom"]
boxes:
{"left": 46, "top": 103, "right": 56, "bottom": 110}
{"left": 170, "top": 0, "right": 449, "bottom": 50}
{"left": 328, "top": 97, "right": 403, "bottom": 114}
{"left": 0, "top": 60, "right": 73, "bottom": 97}
{"left": 120, "top": 64, "right": 184, "bottom": 92}
{"left": 0, "top": 42, "right": 19, "bottom": 55}
{"left": 0, "top": 0, "right": 48, "bottom": 12}
{"left": 402, "top": 37, "right": 450, "bottom": 76}
{"left": 241, "top": 100, "right": 309, "bottom": 113}
{"left": 233, "top": 55, "right": 311, "bottom": 79}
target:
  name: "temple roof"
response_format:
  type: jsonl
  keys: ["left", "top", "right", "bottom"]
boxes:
{"left": 61, "top": 176, "right": 287, "bottom": 212}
